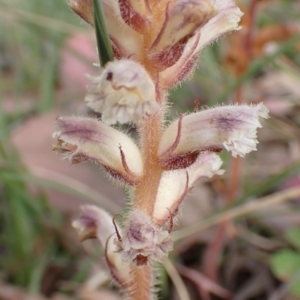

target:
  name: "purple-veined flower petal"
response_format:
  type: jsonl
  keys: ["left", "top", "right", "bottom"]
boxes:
{"left": 158, "top": 103, "right": 269, "bottom": 170}
{"left": 53, "top": 116, "right": 143, "bottom": 185}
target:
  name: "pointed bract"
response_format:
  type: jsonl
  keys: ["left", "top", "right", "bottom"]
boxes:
{"left": 158, "top": 104, "right": 269, "bottom": 170}
{"left": 53, "top": 116, "right": 143, "bottom": 185}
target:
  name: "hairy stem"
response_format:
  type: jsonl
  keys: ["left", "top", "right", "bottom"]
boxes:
{"left": 134, "top": 112, "right": 163, "bottom": 216}
{"left": 128, "top": 265, "right": 153, "bottom": 300}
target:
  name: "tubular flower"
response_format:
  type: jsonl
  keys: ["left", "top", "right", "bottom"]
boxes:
{"left": 72, "top": 205, "right": 131, "bottom": 287}
{"left": 158, "top": 103, "right": 269, "bottom": 170}
{"left": 68, "top": 0, "right": 144, "bottom": 60}
{"left": 52, "top": 116, "right": 143, "bottom": 185}
{"left": 68, "top": 0, "right": 242, "bottom": 89}
{"left": 85, "top": 59, "right": 159, "bottom": 125}
{"left": 147, "top": 0, "right": 218, "bottom": 71}
{"left": 160, "top": 0, "right": 244, "bottom": 88}
{"left": 153, "top": 152, "right": 224, "bottom": 225}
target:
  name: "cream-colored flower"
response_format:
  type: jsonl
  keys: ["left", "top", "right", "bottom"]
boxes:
{"left": 160, "top": 0, "right": 243, "bottom": 89}
{"left": 148, "top": 0, "right": 217, "bottom": 70}
{"left": 53, "top": 116, "right": 143, "bottom": 185}
{"left": 153, "top": 152, "right": 224, "bottom": 225}
{"left": 67, "top": 0, "right": 144, "bottom": 60}
{"left": 72, "top": 205, "right": 131, "bottom": 287}
{"left": 86, "top": 59, "right": 159, "bottom": 124}
{"left": 158, "top": 103, "right": 269, "bottom": 170}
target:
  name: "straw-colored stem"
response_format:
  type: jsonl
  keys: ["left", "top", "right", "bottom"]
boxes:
{"left": 134, "top": 111, "right": 163, "bottom": 216}
{"left": 127, "top": 265, "right": 153, "bottom": 300}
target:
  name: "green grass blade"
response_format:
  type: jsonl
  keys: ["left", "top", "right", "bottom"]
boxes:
{"left": 92, "top": 0, "right": 113, "bottom": 66}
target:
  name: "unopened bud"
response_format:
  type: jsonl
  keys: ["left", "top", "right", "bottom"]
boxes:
{"left": 115, "top": 209, "right": 173, "bottom": 265}
{"left": 67, "top": 0, "right": 94, "bottom": 26}
{"left": 160, "top": 1, "right": 243, "bottom": 89}
{"left": 148, "top": 0, "right": 217, "bottom": 70}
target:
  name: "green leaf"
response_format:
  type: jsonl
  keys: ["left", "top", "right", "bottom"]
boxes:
{"left": 92, "top": 0, "right": 113, "bottom": 66}
{"left": 270, "top": 249, "right": 300, "bottom": 281}
{"left": 286, "top": 228, "right": 300, "bottom": 250}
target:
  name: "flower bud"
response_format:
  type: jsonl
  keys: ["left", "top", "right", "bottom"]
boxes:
{"left": 72, "top": 205, "right": 131, "bottom": 287}
{"left": 67, "top": 0, "right": 94, "bottom": 26}
{"left": 72, "top": 205, "right": 115, "bottom": 244}
{"left": 53, "top": 116, "right": 143, "bottom": 185}
{"left": 68, "top": 0, "right": 143, "bottom": 60}
{"left": 160, "top": 0, "right": 243, "bottom": 89}
{"left": 86, "top": 59, "right": 159, "bottom": 125}
{"left": 153, "top": 152, "right": 224, "bottom": 225}
{"left": 148, "top": 0, "right": 217, "bottom": 71}
{"left": 102, "top": 2, "right": 144, "bottom": 60}
{"left": 115, "top": 209, "right": 173, "bottom": 265}
{"left": 158, "top": 104, "right": 269, "bottom": 170}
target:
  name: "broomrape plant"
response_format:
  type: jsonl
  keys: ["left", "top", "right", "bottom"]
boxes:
{"left": 53, "top": 0, "right": 269, "bottom": 299}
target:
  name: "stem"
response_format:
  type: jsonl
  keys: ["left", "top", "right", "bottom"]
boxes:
{"left": 128, "top": 4, "right": 166, "bottom": 299}
{"left": 128, "top": 265, "right": 153, "bottom": 300}
{"left": 134, "top": 112, "right": 163, "bottom": 216}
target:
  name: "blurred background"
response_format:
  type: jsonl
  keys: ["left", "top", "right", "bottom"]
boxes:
{"left": 0, "top": 0, "right": 300, "bottom": 299}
